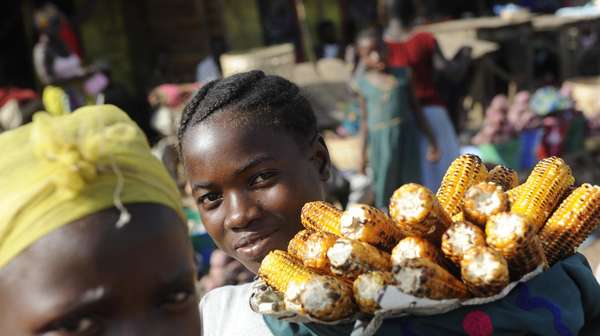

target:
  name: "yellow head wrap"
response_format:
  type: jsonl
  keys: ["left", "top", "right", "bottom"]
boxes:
{"left": 0, "top": 104, "right": 184, "bottom": 268}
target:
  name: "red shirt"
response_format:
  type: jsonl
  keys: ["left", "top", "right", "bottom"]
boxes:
{"left": 386, "top": 32, "right": 444, "bottom": 106}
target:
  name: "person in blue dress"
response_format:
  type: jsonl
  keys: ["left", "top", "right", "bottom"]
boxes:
{"left": 354, "top": 28, "right": 440, "bottom": 209}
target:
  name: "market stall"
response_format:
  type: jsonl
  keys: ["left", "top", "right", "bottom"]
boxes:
{"left": 533, "top": 14, "right": 600, "bottom": 81}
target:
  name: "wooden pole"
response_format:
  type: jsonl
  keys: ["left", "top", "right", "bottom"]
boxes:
{"left": 294, "top": 0, "right": 315, "bottom": 63}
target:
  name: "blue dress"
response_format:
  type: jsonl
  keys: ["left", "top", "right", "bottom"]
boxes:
{"left": 355, "top": 68, "right": 421, "bottom": 209}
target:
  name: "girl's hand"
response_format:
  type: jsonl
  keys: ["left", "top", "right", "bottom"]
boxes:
{"left": 427, "top": 144, "right": 441, "bottom": 163}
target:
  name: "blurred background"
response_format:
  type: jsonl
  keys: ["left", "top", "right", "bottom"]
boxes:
{"left": 3, "top": 0, "right": 600, "bottom": 294}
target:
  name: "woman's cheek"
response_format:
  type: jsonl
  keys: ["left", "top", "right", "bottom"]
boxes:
{"left": 201, "top": 212, "right": 228, "bottom": 250}
{"left": 260, "top": 183, "right": 299, "bottom": 217}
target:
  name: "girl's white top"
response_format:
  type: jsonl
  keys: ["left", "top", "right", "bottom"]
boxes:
{"left": 200, "top": 281, "right": 273, "bottom": 336}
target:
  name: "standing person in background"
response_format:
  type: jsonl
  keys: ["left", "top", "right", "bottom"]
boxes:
{"left": 196, "top": 37, "right": 226, "bottom": 84}
{"left": 33, "top": 3, "right": 87, "bottom": 116}
{"left": 33, "top": 3, "right": 85, "bottom": 86}
{"left": 384, "top": 0, "right": 461, "bottom": 192}
{"left": 354, "top": 28, "right": 439, "bottom": 209}
{"left": 314, "top": 20, "right": 340, "bottom": 59}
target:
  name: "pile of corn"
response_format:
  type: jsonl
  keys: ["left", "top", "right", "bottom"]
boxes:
{"left": 258, "top": 155, "right": 600, "bottom": 321}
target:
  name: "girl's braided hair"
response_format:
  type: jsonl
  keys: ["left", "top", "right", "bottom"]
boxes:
{"left": 177, "top": 70, "right": 317, "bottom": 153}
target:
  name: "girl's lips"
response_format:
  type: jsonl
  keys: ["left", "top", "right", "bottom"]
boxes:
{"left": 234, "top": 230, "right": 278, "bottom": 260}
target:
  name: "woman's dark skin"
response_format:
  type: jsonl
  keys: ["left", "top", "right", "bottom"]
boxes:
{"left": 182, "top": 108, "right": 331, "bottom": 274}
{"left": 0, "top": 203, "right": 201, "bottom": 336}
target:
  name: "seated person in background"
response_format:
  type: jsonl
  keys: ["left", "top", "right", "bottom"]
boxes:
{"left": 0, "top": 105, "right": 201, "bottom": 335}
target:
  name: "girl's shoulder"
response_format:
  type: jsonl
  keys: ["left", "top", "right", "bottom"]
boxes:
{"left": 200, "top": 281, "right": 273, "bottom": 336}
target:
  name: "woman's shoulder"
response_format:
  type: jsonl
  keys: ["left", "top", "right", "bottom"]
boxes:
{"left": 201, "top": 281, "right": 254, "bottom": 304}
{"left": 409, "top": 31, "right": 437, "bottom": 51}
{"left": 200, "top": 281, "right": 274, "bottom": 336}
{"left": 200, "top": 282, "right": 256, "bottom": 319}
{"left": 411, "top": 30, "right": 435, "bottom": 41}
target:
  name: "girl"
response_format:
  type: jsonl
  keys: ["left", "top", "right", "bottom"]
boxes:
{"left": 384, "top": 0, "right": 462, "bottom": 191}
{"left": 355, "top": 28, "right": 440, "bottom": 208}
{"left": 179, "top": 71, "right": 600, "bottom": 335}
{"left": 0, "top": 105, "right": 201, "bottom": 335}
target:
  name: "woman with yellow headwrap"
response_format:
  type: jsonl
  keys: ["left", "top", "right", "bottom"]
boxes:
{"left": 0, "top": 105, "right": 201, "bottom": 335}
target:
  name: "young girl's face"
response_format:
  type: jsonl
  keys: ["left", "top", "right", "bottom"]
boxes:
{"left": 0, "top": 204, "right": 201, "bottom": 336}
{"left": 181, "top": 109, "right": 330, "bottom": 273}
{"left": 357, "top": 37, "right": 386, "bottom": 72}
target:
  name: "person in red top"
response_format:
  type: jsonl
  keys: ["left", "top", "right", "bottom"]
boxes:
{"left": 387, "top": 31, "right": 444, "bottom": 106}
{"left": 382, "top": 0, "right": 461, "bottom": 192}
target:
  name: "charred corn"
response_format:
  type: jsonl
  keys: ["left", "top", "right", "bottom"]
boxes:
{"left": 461, "top": 246, "right": 509, "bottom": 297}
{"left": 436, "top": 154, "right": 488, "bottom": 217}
{"left": 507, "top": 183, "right": 525, "bottom": 206}
{"left": 393, "top": 257, "right": 470, "bottom": 300}
{"left": 511, "top": 157, "right": 575, "bottom": 231}
{"left": 486, "top": 213, "right": 547, "bottom": 280}
{"left": 391, "top": 237, "right": 444, "bottom": 266}
{"left": 555, "top": 184, "right": 577, "bottom": 213}
{"left": 353, "top": 271, "right": 394, "bottom": 314}
{"left": 288, "top": 230, "right": 338, "bottom": 273}
{"left": 540, "top": 184, "right": 600, "bottom": 265}
{"left": 441, "top": 221, "right": 487, "bottom": 266}
{"left": 340, "top": 203, "right": 403, "bottom": 251}
{"left": 463, "top": 182, "right": 509, "bottom": 227}
{"left": 301, "top": 201, "right": 343, "bottom": 236}
{"left": 452, "top": 212, "right": 465, "bottom": 223}
{"left": 288, "top": 230, "right": 312, "bottom": 258}
{"left": 389, "top": 183, "right": 451, "bottom": 244}
{"left": 487, "top": 165, "right": 519, "bottom": 191}
{"left": 259, "top": 250, "right": 355, "bottom": 321}
{"left": 327, "top": 238, "right": 391, "bottom": 279}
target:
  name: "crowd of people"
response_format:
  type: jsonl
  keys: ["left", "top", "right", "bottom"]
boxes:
{"left": 2, "top": 0, "right": 600, "bottom": 335}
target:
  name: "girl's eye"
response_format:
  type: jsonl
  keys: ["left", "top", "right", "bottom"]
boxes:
{"left": 160, "top": 290, "right": 193, "bottom": 310}
{"left": 46, "top": 317, "right": 99, "bottom": 336}
{"left": 251, "top": 172, "right": 278, "bottom": 186}
{"left": 198, "top": 192, "right": 222, "bottom": 208}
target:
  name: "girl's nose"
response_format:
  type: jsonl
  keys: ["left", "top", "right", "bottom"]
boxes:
{"left": 223, "top": 192, "right": 261, "bottom": 231}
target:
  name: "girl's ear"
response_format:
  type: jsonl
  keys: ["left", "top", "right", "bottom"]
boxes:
{"left": 310, "top": 135, "right": 331, "bottom": 182}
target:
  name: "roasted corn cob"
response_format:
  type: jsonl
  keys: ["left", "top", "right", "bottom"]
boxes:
{"left": 436, "top": 154, "right": 488, "bottom": 217}
{"left": 391, "top": 237, "right": 444, "bottom": 266}
{"left": 340, "top": 204, "right": 403, "bottom": 251}
{"left": 452, "top": 212, "right": 465, "bottom": 223}
{"left": 288, "top": 230, "right": 312, "bottom": 257}
{"left": 389, "top": 183, "right": 451, "bottom": 244}
{"left": 393, "top": 257, "right": 470, "bottom": 300}
{"left": 301, "top": 201, "right": 343, "bottom": 236}
{"left": 259, "top": 250, "right": 355, "bottom": 321}
{"left": 463, "top": 182, "right": 509, "bottom": 227}
{"left": 461, "top": 246, "right": 509, "bottom": 297}
{"left": 441, "top": 221, "right": 487, "bottom": 266}
{"left": 507, "top": 183, "right": 525, "bottom": 206}
{"left": 555, "top": 184, "right": 576, "bottom": 213}
{"left": 327, "top": 238, "right": 392, "bottom": 279}
{"left": 288, "top": 230, "right": 338, "bottom": 273}
{"left": 393, "top": 236, "right": 458, "bottom": 275}
{"left": 487, "top": 165, "right": 519, "bottom": 191}
{"left": 353, "top": 271, "right": 394, "bottom": 314}
{"left": 249, "top": 279, "right": 287, "bottom": 315}
{"left": 511, "top": 157, "right": 575, "bottom": 231}
{"left": 486, "top": 213, "right": 547, "bottom": 280}
{"left": 540, "top": 184, "right": 600, "bottom": 265}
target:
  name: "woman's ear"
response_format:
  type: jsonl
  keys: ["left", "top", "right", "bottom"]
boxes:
{"left": 310, "top": 135, "right": 331, "bottom": 182}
